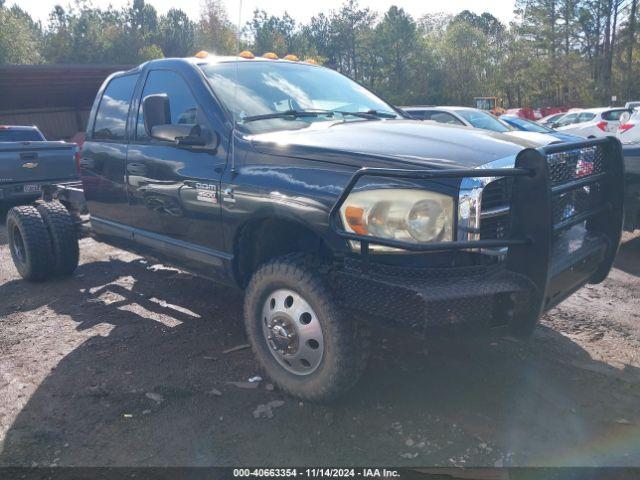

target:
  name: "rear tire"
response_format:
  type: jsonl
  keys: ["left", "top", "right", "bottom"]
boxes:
{"left": 244, "top": 254, "right": 369, "bottom": 402}
{"left": 6, "top": 206, "right": 54, "bottom": 282}
{"left": 36, "top": 201, "right": 79, "bottom": 277}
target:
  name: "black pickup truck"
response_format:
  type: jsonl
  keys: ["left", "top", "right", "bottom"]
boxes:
{"left": 5, "top": 54, "right": 625, "bottom": 401}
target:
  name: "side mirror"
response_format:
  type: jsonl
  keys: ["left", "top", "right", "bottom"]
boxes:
{"left": 143, "top": 94, "right": 171, "bottom": 135}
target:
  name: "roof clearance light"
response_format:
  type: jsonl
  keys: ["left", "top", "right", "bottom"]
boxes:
{"left": 194, "top": 51, "right": 210, "bottom": 59}
{"left": 283, "top": 54, "right": 299, "bottom": 62}
{"left": 305, "top": 58, "right": 318, "bottom": 65}
{"left": 263, "top": 52, "right": 279, "bottom": 60}
{"left": 238, "top": 50, "right": 255, "bottom": 59}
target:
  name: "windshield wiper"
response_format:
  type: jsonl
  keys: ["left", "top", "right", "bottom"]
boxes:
{"left": 336, "top": 109, "right": 398, "bottom": 119}
{"left": 242, "top": 109, "right": 331, "bottom": 123}
{"left": 242, "top": 108, "right": 398, "bottom": 124}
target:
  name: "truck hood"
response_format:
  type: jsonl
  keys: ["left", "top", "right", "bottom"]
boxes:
{"left": 248, "top": 120, "right": 539, "bottom": 169}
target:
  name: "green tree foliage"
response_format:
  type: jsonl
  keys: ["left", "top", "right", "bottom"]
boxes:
{"left": 246, "top": 9, "right": 296, "bottom": 57}
{"left": 0, "top": 4, "right": 43, "bottom": 64}
{"left": 159, "top": 9, "right": 196, "bottom": 57}
{"left": 197, "top": 0, "right": 237, "bottom": 55}
{"left": 2, "top": 0, "right": 639, "bottom": 106}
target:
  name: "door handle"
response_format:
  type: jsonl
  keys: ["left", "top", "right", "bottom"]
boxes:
{"left": 126, "top": 163, "right": 147, "bottom": 176}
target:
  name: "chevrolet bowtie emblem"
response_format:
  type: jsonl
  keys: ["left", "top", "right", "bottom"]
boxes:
{"left": 22, "top": 162, "right": 38, "bottom": 169}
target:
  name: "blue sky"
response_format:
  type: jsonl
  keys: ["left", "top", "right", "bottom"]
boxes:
{"left": 15, "top": 0, "right": 517, "bottom": 27}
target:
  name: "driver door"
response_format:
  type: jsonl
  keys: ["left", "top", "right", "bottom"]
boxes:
{"left": 125, "top": 69, "right": 228, "bottom": 273}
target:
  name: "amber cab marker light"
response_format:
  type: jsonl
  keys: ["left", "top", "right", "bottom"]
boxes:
{"left": 283, "top": 54, "right": 299, "bottom": 62}
{"left": 344, "top": 206, "right": 368, "bottom": 235}
{"left": 263, "top": 52, "right": 279, "bottom": 59}
{"left": 238, "top": 50, "right": 255, "bottom": 59}
{"left": 305, "top": 58, "right": 318, "bottom": 65}
{"left": 194, "top": 51, "right": 209, "bottom": 59}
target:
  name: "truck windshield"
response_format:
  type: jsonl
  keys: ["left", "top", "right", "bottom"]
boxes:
{"left": 0, "top": 129, "right": 44, "bottom": 142}
{"left": 199, "top": 61, "right": 400, "bottom": 133}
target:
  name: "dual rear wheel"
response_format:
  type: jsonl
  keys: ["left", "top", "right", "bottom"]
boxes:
{"left": 6, "top": 202, "right": 79, "bottom": 282}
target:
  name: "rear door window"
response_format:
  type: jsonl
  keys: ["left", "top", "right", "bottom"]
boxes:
{"left": 92, "top": 75, "right": 138, "bottom": 141}
{"left": 136, "top": 70, "right": 200, "bottom": 141}
{"left": 602, "top": 110, "right": 628, "bottom": 121}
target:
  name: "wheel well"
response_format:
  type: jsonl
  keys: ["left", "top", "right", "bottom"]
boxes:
{"left": 234, "top": 217, "right": 330, "bottom": 287}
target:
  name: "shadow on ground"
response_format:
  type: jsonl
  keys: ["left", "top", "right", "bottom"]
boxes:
{"left": 0, "top": 253, "right": 639, "bottom": 467}
{"left": 615, "top": 234, "right": 640, "bottom": 276}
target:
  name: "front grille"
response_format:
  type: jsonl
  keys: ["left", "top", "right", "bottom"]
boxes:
{"left": 481, "top": 177, "right": 513, "bottom": 210}
{"left": 552, "top": 182, "right": 603, "bottom": 224}
{"left": 479, "top": 144, "right": 607, "bottom": 244}
{"left": 480, "top": 177, "right": 512, "bottom": 241}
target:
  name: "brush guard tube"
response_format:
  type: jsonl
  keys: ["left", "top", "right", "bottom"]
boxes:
{"left": 329, "top": 137, "right": 625, "bottom": 334}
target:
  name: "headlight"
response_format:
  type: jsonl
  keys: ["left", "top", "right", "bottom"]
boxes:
{"left": 339, "top": 189, "right": 454, "bottom": 252}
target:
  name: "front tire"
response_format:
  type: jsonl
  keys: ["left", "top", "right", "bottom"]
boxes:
{"left": 6, "top": 206, "right": 54, "bottom": 282}
{"left": 244, "top": 255, "right": 369, "bottom": 402}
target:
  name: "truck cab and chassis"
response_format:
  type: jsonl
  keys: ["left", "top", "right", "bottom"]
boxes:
{"left": 5, "top": 56, "right": 625, "bottom": 401}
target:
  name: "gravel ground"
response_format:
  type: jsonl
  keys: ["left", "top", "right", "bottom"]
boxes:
{"left": 0, "top": 206, "right": 639, "bottom": 467}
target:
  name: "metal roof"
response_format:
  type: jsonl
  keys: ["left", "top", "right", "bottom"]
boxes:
{"left": 0, "top": 64, "right": 132, "bottom": 111}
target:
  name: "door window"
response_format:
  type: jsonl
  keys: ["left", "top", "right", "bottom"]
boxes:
{"left": 556, "top": 113, "right": 578, "bottom": 126}
{"left": 576, "top": 112, "right": 596, "bottom": 123}
{"left": 429, "top": 112, "right": 465, "bottom": 126}
{"left": 602, "top": 110, "right": 628, "bottom": 121}
{"left": 92, "top": 74, "right": 138, "bottom": 141}
{"left": 136, "top": 70, "right": 201, "bottom": 141}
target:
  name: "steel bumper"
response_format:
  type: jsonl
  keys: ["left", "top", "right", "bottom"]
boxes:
{"left": 329, "top": 137, "right": 625, "bottom": 335}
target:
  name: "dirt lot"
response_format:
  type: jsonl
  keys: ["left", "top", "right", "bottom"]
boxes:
{"left": 0, "top": 206, "right": 639, "bottom": 467}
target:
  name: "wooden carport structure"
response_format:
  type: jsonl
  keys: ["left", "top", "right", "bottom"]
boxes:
{"left": 0, "top": 64, "right": 131, "bottom": 140}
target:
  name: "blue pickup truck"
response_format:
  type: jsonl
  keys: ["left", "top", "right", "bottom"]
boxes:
{"left": 5, "top": 53, "right": 626, "bottom": 401}
{"left": 0, "top": 126, "right": 78, "bottom": 203}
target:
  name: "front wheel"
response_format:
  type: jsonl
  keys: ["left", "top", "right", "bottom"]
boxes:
{"left": 243, "top": 255, "right": 369, "bottom": 402}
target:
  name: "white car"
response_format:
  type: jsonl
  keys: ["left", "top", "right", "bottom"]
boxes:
{"left": 554, "top": 107, "right": 630, "bottom": 138}
{"left": 403, "top": 106, "right": 561, "bottom": 145}
{"left": 538, "top": 112, "right": 566, "bottom": 127}
{"left": 618, "top": 109, "right": 640, "bottom": 145}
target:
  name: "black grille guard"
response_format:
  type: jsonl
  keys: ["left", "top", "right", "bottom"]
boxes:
{"left": 329, "top": 137, "right": 625, "bottom": 332}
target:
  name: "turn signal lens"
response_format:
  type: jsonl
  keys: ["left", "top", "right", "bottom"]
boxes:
{"left": 344, "top": 206, "right": 367, "bottom": 235}
{"left": 194, "top": 50, "right": 210, "bottom": 58}
{"left": 263, "top": 52, "right": 279, "bottom": 59}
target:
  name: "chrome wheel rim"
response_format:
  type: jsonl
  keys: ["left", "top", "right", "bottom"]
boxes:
{"left": 261, "top": 289, "right": 324, "bottom": 375}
